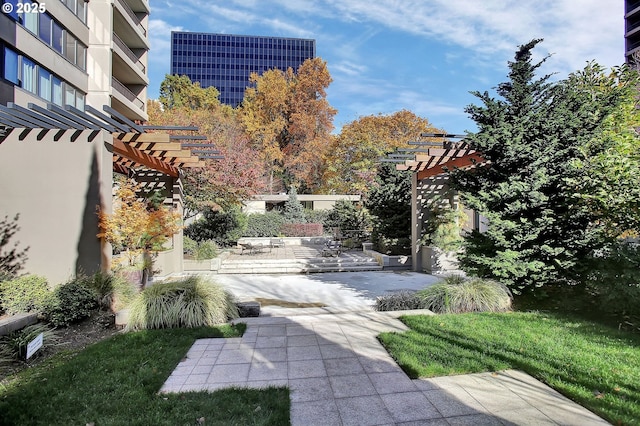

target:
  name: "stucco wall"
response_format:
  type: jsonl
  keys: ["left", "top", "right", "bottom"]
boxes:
{"left": 0, "top": 129, "right": 113, "bottom": 285}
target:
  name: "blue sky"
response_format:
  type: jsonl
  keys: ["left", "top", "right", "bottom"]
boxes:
{"left": 147, "top": 0, "right": 624, "bottom": 133}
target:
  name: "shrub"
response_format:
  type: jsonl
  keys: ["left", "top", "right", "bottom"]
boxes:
{"left": 0, "top": 275, "right": 50, "bottom": 315}
{"left": 417, "top": 275, "right": 512, "bottom": 314}
{"left": 185, "top": 208, "right": 247, "bottom": 246}
{"left": 0, "top": 323, "right": 60, "bottom": 364}
{"left": 304, "top": 209, "right": 330, "bottom": 227}
{"left": 280, "top": 223, "right": 323, "bottom": 237}
{"left": 183, "top": 235, "right": 198, "bottom": 256}
{"left": 43, "top": 278, "right": 98, "bottom": 327}
{"left": 126, "top": 276, "right": 239, "bottom": 331}
{"left": 325, "top": 200, "right": 371, "bottom": 234}
{"left": 194, "top": 240, "right": 219, "bottom": 261}
{"left": 586, "top": 241, "right": 640, "bottom": 317}
{"left": 244, "top": 212, "right": 286, "bottom": 237}
{"left": 375, "top": 291, "right": 428, "bottom": 311}
{"left": 81, "top": 271, "right": 136, "bottom": 312}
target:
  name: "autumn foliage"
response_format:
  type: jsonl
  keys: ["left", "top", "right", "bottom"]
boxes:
{"left": 97, "top": 180, "right": 182, "bottom": 266}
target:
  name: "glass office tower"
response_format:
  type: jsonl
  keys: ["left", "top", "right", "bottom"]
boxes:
{"left": 171, "top": 32, "right": 316, "bottom": 106}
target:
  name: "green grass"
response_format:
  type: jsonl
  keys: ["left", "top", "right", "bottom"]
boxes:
{"left": 379, "top": 312, "right": 640, "bottom": 426}
{"left": 0, "top": 324, "right": 290, "bottom": 426}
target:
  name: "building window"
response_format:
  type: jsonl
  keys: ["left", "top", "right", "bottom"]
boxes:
{"left": 52, "top": 22, "right": 64, "bottom": 54}
{"left": 65, "top": 84, "right": 75, "bottom": 106}
{"left": 52, "top": 76, "right": 63, "bottom": 105}
{"left": 3, "top": 47, "right": 19, "bottom": 85}
{"left": 38, "top": 67, "right": 52, "bottom": 101}
{"left": 23, "top": 6, "right": 38, "bottom": 33}
{"left": 39, "top": 13, "right": 52, "bottom": 45}
{"left": 21, "top": 57, "right": 37, "bottom": 93}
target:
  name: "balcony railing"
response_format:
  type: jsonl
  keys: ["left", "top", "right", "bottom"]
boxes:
{"left": 628, "top": 0, "right": 640, "bottom": 13}
{"left": 112, "top": 76, "right": 145, "bottom": 111}
{"left": 115, "top": 0, "right": 147, "bottom": 37}
{"left": 113, "top": 33, "right": 146, "bottom": 73}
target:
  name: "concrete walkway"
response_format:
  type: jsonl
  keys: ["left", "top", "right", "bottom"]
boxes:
{"left": 161, "top": 309, "right": 609, "bottom": 426}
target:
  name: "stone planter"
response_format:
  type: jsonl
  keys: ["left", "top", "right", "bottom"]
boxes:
{"left": 421, "top": 246, "right": 460, "bottom": 274}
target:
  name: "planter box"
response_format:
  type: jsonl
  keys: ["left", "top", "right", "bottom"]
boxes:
{"left": 362, "top": 243, "right": 412, "bottom": 270}
{"left": 421, "top": 246, "right": 460, "bottom": 274}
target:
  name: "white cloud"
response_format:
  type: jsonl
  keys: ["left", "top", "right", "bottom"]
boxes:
{"left": 148, "top": 19, "right": 183, "bottom": 65}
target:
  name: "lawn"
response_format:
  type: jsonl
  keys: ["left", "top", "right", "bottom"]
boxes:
{"left": 378, "top": 312, "right": 640, "bottom": 426}
{"left": 0, "top": 324, "right": 290, "bottom": 426}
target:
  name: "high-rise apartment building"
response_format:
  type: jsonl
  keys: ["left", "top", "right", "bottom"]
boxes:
{"left": 171, "top": 32, "right": 316, "bottom": 106}
{"left": 625, "top": 0, "right": 640, "bottom": 66}
{"left": 0, "top": 0, "right": 149, "bottom": 121}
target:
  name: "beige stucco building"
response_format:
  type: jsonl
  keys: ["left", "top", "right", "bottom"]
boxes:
{"left": 0, "top": 0, "right": 200, "bottom": 285}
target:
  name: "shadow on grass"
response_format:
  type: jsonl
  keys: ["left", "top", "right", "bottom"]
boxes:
{"left": 0, "top": 325, "right": 290, "bottom": 426}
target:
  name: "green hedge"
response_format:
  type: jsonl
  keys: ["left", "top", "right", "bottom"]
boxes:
{"left": 244, "top": 212, "right": 286, "bottom": 237}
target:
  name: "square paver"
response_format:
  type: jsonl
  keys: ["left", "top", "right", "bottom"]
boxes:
{"left": 207, "top": 363, "right": 250, "bottom": 383}
{"left": 381, "top": 391, "right": 441, "bottom": 423}
{"left": 257, "top": 325, "right": 286, "bottom": 336}
{"left": 358, "top": 356, "right": 401, "bottom": 373}
{"left": 423, "top": 388, "right": 487, "bottom": 417}
{"left": 255, "top": 336, "right": 287, "bottom": 348}
{"left": 288, "top": 345, "right": 322, "bottom": 361}
{"left": 190, "top": 364, "right": 214, "bottom": 376}
{"left": 248, "top": 361, "right": 288, "bottom": 381}
{"left": 320, "top": 344, "right": 356, "bottom": 359}
{"left": 289, "top": 377, "right": 334, "bottom": 402}
{"left": 445, "top": 413, "right": 504, "bottom": 426}
{"left": 369, "top": 371, "right": 418, "bottom": 394}
{"left": 335, "top": 395, "right": 395, "bottom": 426}
{"left": 287, "top": 324, "right": 316, "bottom": 336}
{"left": 183, "top": 373, "right": 209, "bottom": 385}
{"left": 290, "top": 399, "right": 341, "bottom": 426}
{"left": 216, "top": 348, "right": 254, "bottom": 365}
{"left": 324, "top": 357, "right": 364, "bottom": 376}
{"left": 288, "top": 359, "right": 327, "bottom": 379}
{"left": 329, "top": 374, "right": 377, "bottom": 398}
{"left": 252, "top": 347, "right": 287, "bottom": 363}
{"left": 287, "top": 334, "right": 318, "bottom": 347}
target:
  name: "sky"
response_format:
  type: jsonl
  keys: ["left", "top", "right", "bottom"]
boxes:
{"left": 147, "top": 0, "right": 624, "bottom": 134}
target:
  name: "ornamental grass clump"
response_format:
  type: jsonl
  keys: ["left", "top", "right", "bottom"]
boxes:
{"left": 417, "top": 275, "right": 512, "bottom": 314}
{"left": 375, "top": 290, "right": 429, "bottom": 312}
{"left": 126, "top": 276, "right": 238, "bottom": 331}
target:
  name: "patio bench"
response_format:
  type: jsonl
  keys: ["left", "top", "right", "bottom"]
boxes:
{"left": 270, "top": 238, "right": 285, "bottom": 249}
{"left": 322, "top": 240, "right": 342, "bottom": 257}
{"left": 239, "top": 242, "right": 267, "bottom": 255}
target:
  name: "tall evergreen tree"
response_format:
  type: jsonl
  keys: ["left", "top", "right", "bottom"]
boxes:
{"left": 451, "top": 39, "right": 633, "bottom": 293}
{"left": 282, "top": 186, "right": 306, "bottom": 223}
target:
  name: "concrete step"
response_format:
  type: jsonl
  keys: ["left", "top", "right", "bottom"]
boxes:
{"left": 219, "top": 257, "right": 382, "bottom": 274}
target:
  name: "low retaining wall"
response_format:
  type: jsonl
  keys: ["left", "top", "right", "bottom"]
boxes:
{"left": 362, "top": 243, "right": 412, "bottom": 270}
{"left": 0, "top": 313, "right": 38, "bottom": 336}
{"left": 184, "top": 251, "right": 230, "bottom": 272}
{"left": 237, "top": 236, "right": 333, "bottom": 246}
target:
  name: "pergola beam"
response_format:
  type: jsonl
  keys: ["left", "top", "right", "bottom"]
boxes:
{"left": 111, "top": 138, "right": 180, "bottom": 177}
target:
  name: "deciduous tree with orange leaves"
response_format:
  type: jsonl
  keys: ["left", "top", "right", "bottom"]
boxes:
{"left": 240, "top": 57, "right": 336, "bottom": 192}
{"left": 97, "top": 179, "right": 182, "bottom": 268}
{"left": 320, "top": 110, "right": 442, "bottom": 197}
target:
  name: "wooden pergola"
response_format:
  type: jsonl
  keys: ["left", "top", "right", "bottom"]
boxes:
{"left": 391, "top": 134, "right": 485, "bottom": 177}
{"left": 0, "top": 103, "right": 222, "bottom": 177}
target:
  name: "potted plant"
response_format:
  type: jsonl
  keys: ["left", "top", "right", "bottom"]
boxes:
{"left": 420, "top": 205, "right": 466, "bottom": 274}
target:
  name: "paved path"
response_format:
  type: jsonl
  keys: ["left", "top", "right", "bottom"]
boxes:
{"left": 161, "top": 309, "right": 609, "bottom": 426}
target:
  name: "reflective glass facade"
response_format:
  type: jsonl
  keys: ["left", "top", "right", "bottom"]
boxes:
{"left": 171, "top": 32, "right": 316, "bottom": 106}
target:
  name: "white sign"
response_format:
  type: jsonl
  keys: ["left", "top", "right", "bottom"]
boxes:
{"left": 26, "top": 332, "right": 43, "bottom": 359}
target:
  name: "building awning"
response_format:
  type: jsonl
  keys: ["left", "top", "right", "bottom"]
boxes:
{"left": 0, "top": 102, "right": 221, "bottom": 178}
